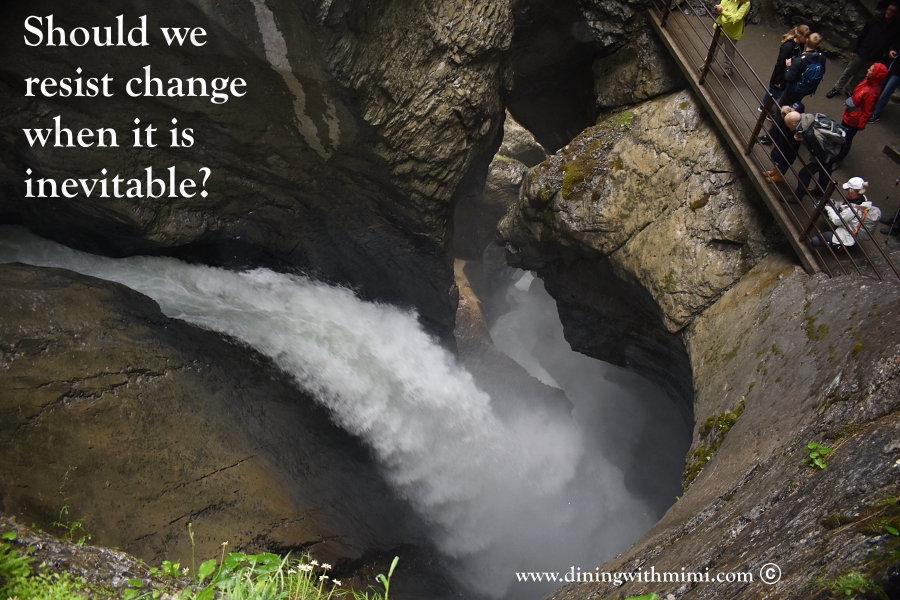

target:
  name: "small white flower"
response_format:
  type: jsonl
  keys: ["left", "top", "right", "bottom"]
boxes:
{"left": 222, "top": 541, "right": 229, "bottom": 546}
{"left": 319, "top": 575, "right": 329, "bottom": 582}
{"left": 310, "top": 559, "right": 319, "bottom": 566}
{"left": 322, "top": 563, "right": 332, "bottom": 570}
{"left": 333, "top": 579, "right": 342, "bottom": 586}
{"left": 182, "top": 568, "right": 189, "bottom": 576}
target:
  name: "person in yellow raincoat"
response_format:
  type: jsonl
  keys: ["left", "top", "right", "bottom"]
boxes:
{"left": 714, "top": 0, "right": 752, "bottom": 77}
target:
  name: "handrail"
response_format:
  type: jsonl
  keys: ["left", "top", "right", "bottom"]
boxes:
{"left": 649, "top": 0, "right": 900, "bottom": 282}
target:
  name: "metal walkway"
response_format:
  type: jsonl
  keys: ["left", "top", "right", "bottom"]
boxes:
{"left": 648, "top": 0, "right": 900, "bottom": 281}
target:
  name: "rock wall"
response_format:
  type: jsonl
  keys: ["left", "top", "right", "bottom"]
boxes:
{"left": 0, "top": 0, "right": 514, "bottom": 341}
{"left": 498, "top": 90, "right": 784, "bottom": 408}
{"left": 592, "top": 25, "right": 686, "bottom": 112}
{"left": 506, "top": 0, "right": 684, "bottom": 152}
{"left": 0, "top": 264, "right": 422, "bottom": 568}
{"left": 499, "top": 90, "right": 900, "bottom": 598}
{"left": 546, "top": 256, "right": 900, "bottom": 599}
{"left": 768, "top": 0, "right": 871, "bottom": 52}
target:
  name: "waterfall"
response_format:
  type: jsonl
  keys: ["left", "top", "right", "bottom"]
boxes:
{"left": 0, "top": 225, "right": 686, "bottom": 599}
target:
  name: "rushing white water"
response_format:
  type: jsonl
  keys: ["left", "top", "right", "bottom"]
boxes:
{"left": 0, "top": 226, "right": 683, "bottom": 599}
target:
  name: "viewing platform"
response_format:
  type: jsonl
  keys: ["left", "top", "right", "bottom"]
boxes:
{"left": 648, "top": 1, "right": 900, "bottom": 282}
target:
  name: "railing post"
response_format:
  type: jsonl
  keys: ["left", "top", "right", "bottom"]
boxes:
{"left": 746, "top": 94, "right": 775, "bottom": 155}
{"left": 800, "top": 180, "right": 837, "bottom": 240}
{"left": 661, "top": 0, "right": 675, "bottom": 27}
{"left": 698, "top": 27, "right": 722, "bottom": 85}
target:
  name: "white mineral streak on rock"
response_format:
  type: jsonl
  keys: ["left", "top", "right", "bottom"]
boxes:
{"left": 250, "top": 0, "right": 337, "bottom": 159}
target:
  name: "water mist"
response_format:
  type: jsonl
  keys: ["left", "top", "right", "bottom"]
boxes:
{"left": 0, "top": 226, "right": 689, "bottom": 599}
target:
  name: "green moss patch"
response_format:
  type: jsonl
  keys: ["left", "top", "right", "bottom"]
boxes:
{"left": 684, "top": 398, "right": 746, "bottom": 488}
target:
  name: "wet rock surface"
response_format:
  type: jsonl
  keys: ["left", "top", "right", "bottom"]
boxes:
{"left": 0, "top": 263, "right": 422, "bottom": 569}
{"left": 0, "top": 0, "right": 514, "bottom": 341}
{"left": 547, "top": 256, "right": 900, "bottom": 599}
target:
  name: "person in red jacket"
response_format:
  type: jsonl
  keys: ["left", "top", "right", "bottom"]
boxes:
{"left": 832, "top": 62, "right": 889, "bottom": 167}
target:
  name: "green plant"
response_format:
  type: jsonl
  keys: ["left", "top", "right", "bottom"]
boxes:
{"left": 51, "top": 468, "right": 92, "bottom": 546}
{"left": 1, "top": 537, "right": 91, "bottom": 600}
{"left": 3, "top": 520, "right": 400, "bottom": 600}
{"left": 829, "top": 571, "right": 887, "bottom": 599}
{"left": 624, "top": 594, "right": 659, "bottom": 600}
{"left": 805, "top": 441, "right": 834, "bottom": 469}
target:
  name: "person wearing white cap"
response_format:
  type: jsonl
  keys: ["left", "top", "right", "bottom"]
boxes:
{"left": 810, "top": 177, "right": 882, "bottom": 248}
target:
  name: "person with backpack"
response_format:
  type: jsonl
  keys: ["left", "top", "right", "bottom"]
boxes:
{"left": 792, "top": 112, "right": 846, "bottom": 201}
{"left": 761, "top": 25, "right": 810, "bottom": 108}
{"left": 810, "top": 177, "right": 882, "bottom": 248}
{"left": 826, "top": 3, "right": 900, "bottom": 99}
{"left": 832, "top": 62, "right": 888, "bottom": 167}
{"left": 781, "top": 33, "right": 826, "bottom": 107}
{"left": 713, "top": 0, "right": 752, "bottom": 78}
{"left": 763, "top": 108, "right": 802, "bottom": 183}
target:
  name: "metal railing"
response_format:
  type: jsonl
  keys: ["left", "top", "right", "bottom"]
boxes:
{"left": 650, "top": 0, "right": 900, "bottom": 281}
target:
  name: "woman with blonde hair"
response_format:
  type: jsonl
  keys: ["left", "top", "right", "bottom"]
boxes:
{"left": 714, "top": 0, "right": 752, "bottom": 77}
{"left": 761, "top": 25, "right": 810, "bottom": 107}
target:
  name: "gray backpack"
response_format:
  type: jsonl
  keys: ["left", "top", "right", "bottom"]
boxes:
{"left": 797, "top": 112, "right": 845, "bottom": 164}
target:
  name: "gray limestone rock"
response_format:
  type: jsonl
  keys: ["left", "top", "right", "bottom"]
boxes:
{"left": 498, "top": 112, "right": 548, "bottom": 167}
{"left": 593, "top": 24, "right": 686, "bottom": 111}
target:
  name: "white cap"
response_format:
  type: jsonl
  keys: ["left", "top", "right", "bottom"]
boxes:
{"left": 842, "top": 177, "right": 867, "bottom": 190}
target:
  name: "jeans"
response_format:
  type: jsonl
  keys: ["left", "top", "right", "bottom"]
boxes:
{"left": 761, "top": 85, "right": 785, "bottom": 108}
{"left": 873, "top": 73, "right": 900, "bottom": 117}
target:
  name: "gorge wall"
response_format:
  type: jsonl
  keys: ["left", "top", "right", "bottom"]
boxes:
{"left": 0, "top": 0, "right": 515, "bottom": 341}
{"left": 497, "top": 92, "right": 900, "bottom": 598}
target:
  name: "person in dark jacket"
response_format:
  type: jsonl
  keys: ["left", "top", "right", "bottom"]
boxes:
{"left": 826, "top": 3, "right": 900, "bottom": 98}
{"left": 762, "top": 25, "right": 809, "bottom": 108}
{"left": 781, "top": 34, "right": 826, "bottom": 107}
{"left": 763, "top": 108, "right": 802, "bottom": 183}
{"left": 833, "top": 62, "right": 889, "bottom": 165}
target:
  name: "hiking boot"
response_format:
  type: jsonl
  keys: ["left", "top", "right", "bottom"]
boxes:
{"left": 869, "top": 114, "right": 882, "bottom": 123}
{"left": 825, "top": 88, "right": 840, "bottom": 98}
{"left": 759, "top": 135, "right": 773, "bottom": 145}
{"left": 882, "top": 226, "right": 899, "bottom": 235}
